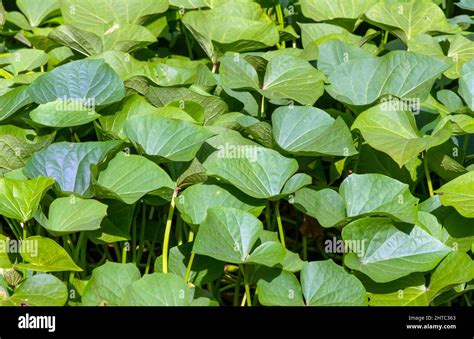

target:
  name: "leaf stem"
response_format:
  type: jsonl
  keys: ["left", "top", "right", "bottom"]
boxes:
{"left": 259, "top": 95, "right": 265, "bottom": 120}
{"left": 163, "top": 189, "right": 178, "bottom": 273}
{"left": 275, "top": 200, "right": 286, "bottom": 248}
{"left": 184, "top": 251, "right": 196, "bottom": 283}
{"left": 423, "top": 152, "right": 434, "bottom": 197}
{"left": 233, "top": 269, "right": 242, "bottom": 306}
{"left": 121, "top": 243, "right": 128, "bottom": 264}
{"left": 240, "top": 265, "right": 252, "bottom": 307}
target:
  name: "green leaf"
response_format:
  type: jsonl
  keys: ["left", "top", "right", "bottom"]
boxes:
{"left": 436, "top": 171, "right": 474, "bottom": 218}
{"left": 30, "top": 100, "right": 100, "bottom": 128}
{"left": 0, "top": 235, "right": 12, "bottom": 269}
{"left": 342, "top": 218, "right": 452, "bottom": 283}
{"left": 352, "top": 104, "right": 452, "bottom": 167}
{"left": 176, "top": 183, "right": 264, "bottom": 225}
{"left": 1, "top": 49, "right": 48, "bottom": 76}
{"left": 0, "top": 177, "right": 54, "bottom": 222}
{"left": 428, "top": 251, "right": 474, "bottom": 298}
{"left": 44, "top": 197, "right": 108, "bottom": 234}
{"left": 17, "top": 0, "right": 59, "bottom": 28}
{"left": 458, "top": 58, "right": 474, "bottom": 110}
{"left": 327, "top": 52, "right": 449, "bottom": 106}
{"left": 16, "top": 236, "right": 82, "bottom": 272}
{"left": 261, "top": 55, "right": 325, "bottom": 106}
{"left": 272, "top": 106, "right": 356, "bottom": 156}
{"left": 48, "top": 25, "right": 103, "bottom": 56}
{"left": 182, "top": 1, "right": 279, "bottom": 61}
{"left": 10, "top": 274, "right": 68, "bottom": 306}
{"left": 60, "top": 0, "right": 169, "bottom": 32}
{"left": 82, "top": 262, "right": 141, "bottom": 306}
{"left": 293, "top": 187, "right": 345, "bottom": 228}
{"left": 340, "top": 173, "right": 419, "bottom": 224}
{"left": 0, "top": 86, "right": 33, "bottom": 121}
{"left": 0, "top": 125, "right": 54, "bottom": 171}
{"left": 96, "top": 152, "right": 174, "bottom": 204}
{"left": 24, "top": 141, "right": 121, "bottom": 197}
{"left": 204, "top": 146, "right": 305, "bottom": 200}
{"left": 29, "top": 59, "right": 125, "bottom": 106}
{"left": 301, "top": 260, "right": 368, "bottom": 306}
{"left": 257, "top": 270, "right": 305, "bottom": 306}
{"left": 120, "top": 272, "right": 192, "bottom": 306}
{"left": 365, "top": 0, "right": 454, "bottom": 42}
{"left": 293, "top": 174, "right": 419, "bottom": 227}
{"left": 124, "top": 115, "right": 215, "bottom": 162}
{"left": 193, "top": 207, "right": 285, "bottom": 266}
{"left": 301, "top": 0, "right": 377, "bottom": 22}
{"left": 193, "top": 207, "right": 263, "bottom": 264}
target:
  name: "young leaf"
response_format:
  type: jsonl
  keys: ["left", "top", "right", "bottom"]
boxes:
{"left": 0, "top": 177, "right": 54, "bottom": 222}
{"left": 16, "top": 236, "right": 82, "bottom": 272}
{"left": 82, "top": 262, "right": 141, "bottom": 306}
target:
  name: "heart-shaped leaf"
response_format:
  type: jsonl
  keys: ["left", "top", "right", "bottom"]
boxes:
{"left": 342, "top": 218, "right": 452, "bottom": 283}
{"left": 272, "top": 106, "right": 356, "bottom": 156}
{"left": 82, "top": 262, "right": 141, "bottom": 306}
{"left": 352, "top": 104, "right": 452, "bottom": 167}
{"left": 176, "top": 183, "right": 265, "bottom": 225}
{"left": 193, "top": 207, "right": 285, "bottom": 266}
{"left": 24, "top": 141, "right": 121, "bottom": 197}
{"left": 29, "top": 59, "right": 125, "bottom": 106}
{"left": 327, "top": 51, "right": 449, "bottom": 106}
{"left": 96, "top": 152, "right": 175, "bottom": 204}
{"left": 120, "top": 272, "right": 192, "bottom": 306}
{"left": 124, "top": 115, "right": 215, "bottom": 162}
{"left": 43, "top": 197, "right": 108, "bottom": 234}
{"left": 205, "top": 146, "right": 309, "bottom": 200}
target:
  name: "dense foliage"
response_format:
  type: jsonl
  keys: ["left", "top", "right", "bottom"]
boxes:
{"left": 0, "top": 0, "right": 473, "bottom": 307}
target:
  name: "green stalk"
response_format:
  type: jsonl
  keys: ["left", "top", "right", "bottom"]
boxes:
{"left": 275, "top": 200, "right": 286, "bottom": 248}
{"left": 259, "top": 95, "right": 265, "bottom": 120}
{"left": 233, "top": 270, "right": 242, "bottom": 306}
{"left": 240, "top": 265, "right": 252, "bottom": 307}
{"left": 275, "top": 2, "right": 285, "bottom": 49}
{"left": 184, "top": 251, "right": 196, "bottom": 283}
{"left": 423, "top": 152, "right": 434, "bottom": 197}
{"left": 162, "top": 189, "right": 178, "bottom": 273}
{"left": 275, "top": 3, "right": 285, "bottom": 30}
{"left": 121, "top": 243, "right": 128, "bottom": 264}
